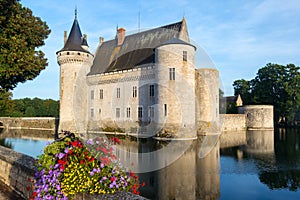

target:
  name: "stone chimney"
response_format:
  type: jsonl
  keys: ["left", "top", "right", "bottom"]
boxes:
{"left": 117, "top": 28, "right": 126, "bottom": 46}
{"left": 81, "top": 34, "right": 89, "bottom": 51}
{"left": 64, "top": 31, "right": 67, "bottom": 45}
{"left": 99, "top": 37, "right": 104, "bottom": 44}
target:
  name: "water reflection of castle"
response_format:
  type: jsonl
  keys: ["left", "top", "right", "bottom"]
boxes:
{"left": 101, "top": 130, "right": 275, "bottom": 200}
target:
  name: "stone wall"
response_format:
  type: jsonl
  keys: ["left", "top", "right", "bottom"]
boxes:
{"left": 239, "top": 105, "right": 274, "bottom": 130}
{"left": 220, "top": 114, "right": 246, "bottom": 132}
{"left": 0, "top": 146, "right": 35, "bottom": 199}
{"left": 0, "top": 117, "right": 58, "bottom": 131}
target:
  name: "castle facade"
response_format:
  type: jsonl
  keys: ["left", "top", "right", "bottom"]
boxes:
{"left": 57, "top": 13, "right": 219, "bottom": 138}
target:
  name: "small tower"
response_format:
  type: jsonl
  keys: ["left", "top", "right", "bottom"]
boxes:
{"left": 56, "top": 10, "right": 93, "bottom": 132}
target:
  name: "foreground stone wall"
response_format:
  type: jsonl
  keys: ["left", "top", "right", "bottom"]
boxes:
{"left": 0, "top": 146, "right": 35, "bottom": 199}
{"left": 220, "top": 114, "right": 246, "bottom": 132}
{"left": 0, "top": 117, "right": 58, "bottom": 131}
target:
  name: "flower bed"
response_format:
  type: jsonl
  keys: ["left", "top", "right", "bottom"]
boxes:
{"left": 32, "top": 132, "right": 143, "bottom": 200}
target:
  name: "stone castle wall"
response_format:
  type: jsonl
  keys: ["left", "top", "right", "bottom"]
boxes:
{"left": 220, "top": 114, "right": 246, "bottom": 132}
{"left": 86, "top": 65, "right": 156, "bottom": 132}
{"left": 0, "top": 117, "right": 58, "bottom": 131}
{"left": 0, "top": 146, "right": 35, "bottom": 199}
{"left": 239, "top": 105, "right": 274, "bottom": 130}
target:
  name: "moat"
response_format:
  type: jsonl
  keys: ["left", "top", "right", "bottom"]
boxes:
{"left": 1, "top": 128, "right": 300, "bottom": 200}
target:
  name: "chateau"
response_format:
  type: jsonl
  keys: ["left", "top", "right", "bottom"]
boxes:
{"left": 57, "top": 13, "right": 220, "bottom": 138}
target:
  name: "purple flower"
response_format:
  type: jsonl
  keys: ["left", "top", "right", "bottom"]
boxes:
{"left": 90, "top": 171, "right": 95, "bottom": 176}
{"left": 86, "top": 139, "right": 94, "bottom": 145}
{"left": 58, "top": 152, "right": 65, "bottom": 159}
{"left": 64, "top": 147, "right": 69, "bottom": 154}
{"left": 100, "top": 163, "right": 104, "bottom": 168}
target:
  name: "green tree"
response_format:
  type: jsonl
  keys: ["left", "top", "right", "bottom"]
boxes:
{"left": 25, "top": 106, "right": 35, "bottom": 117}
{"left": 0, "top": 0, "right": 50, "bottom": 91}
{"left": 0, "top": 89, "right": 14, "bottom": 116}
{"left": 232, "top": 79, "right": 252, "bottom": 104}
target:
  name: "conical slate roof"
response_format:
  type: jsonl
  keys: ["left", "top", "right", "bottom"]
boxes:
{"left": 57, "top": 14, "right": 89, "bottom": 53}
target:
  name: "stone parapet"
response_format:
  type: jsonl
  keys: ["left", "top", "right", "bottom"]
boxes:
{"left": 0, "top": 146, "right": 35, "bottom": 199}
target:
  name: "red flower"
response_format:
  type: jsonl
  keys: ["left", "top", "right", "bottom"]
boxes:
{"left": 100, "top": 147, "right": 108, "bottom": 154}
{"left": 80, "top": 160, "right": 85, "bottom": 164}
{"left": 27, "top": 178, "right": 31, "bottom": 182}
{"left": 141, "top": 182, "right": 146, "bottom": 187}
{"left": 100, "top": 157, "right": 110, "bottom": 165}
{"left": 110, "top": 177, "right": 116, "bottom": 182}
{"left": 112, "top": 137, "right": 120, "bottom": 144}
{"left": 27, "top": 186, "right": 31, "bottom": 191}
{"left": 89, "top": 157, "right": 95, "bottom": 162}
{"left": 110, "top": 154, "right": 117, "bottom": 160}
{"left": 129, "top": 171, "right": 135, "bottom": 177}
{"left": 70, "top": 140, "right": 83, "bottom": 148}
{"left": 58, "top": 159, "right": 66, "bottom": 165}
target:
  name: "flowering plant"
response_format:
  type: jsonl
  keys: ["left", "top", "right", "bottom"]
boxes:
{"left": 32, "top": 132, "right": 143, "bottom": 199}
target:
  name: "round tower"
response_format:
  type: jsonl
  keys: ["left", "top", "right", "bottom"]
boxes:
{"left": 155, "top": 38, "right": 196, "bottom": 138}
{"left": 56, "top": 12, "right": 93, "bottom": 132}
{"left": 195, "top": 68, "right": 219, "bottom": 135}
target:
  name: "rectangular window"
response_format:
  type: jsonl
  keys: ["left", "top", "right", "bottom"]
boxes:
{"left": 138, "top": 107, "right": 143, "bottom": 119}
{"left": 164, "top": 104, "right": 167, "bottom": 116}
{"left": 126, "top": 107, "right": 131, "bottom": 118}
{"left": 149, "top": 106, "right": 154, "bottom": 119}
{"left": 117, "top": 88, "right": 120, "bottom": 98}
{"left": 149, "top": 84, "right": 154, "bottom": 97}
{"left": 169, "top": 68, "right": 175, "bottom": 80}
{"left": 91, "top": 90, "right": 94, "bottom": 100}
{"left": 99, "top": 89, "right": 103, "bottom": 99}
{"left": 116, "top": 108, "right": 120, "bottom": 118}
{"left": 133, "top": 86, "right": 137, "bottom": 98}
{"left": 183, "top": 51, "right": 187, "bottom": 61}
{"left": 91, "top": 108, "right": 94, "bottom": 118}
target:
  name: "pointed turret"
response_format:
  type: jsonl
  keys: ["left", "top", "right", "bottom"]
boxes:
{"left": 57, "top": 9, "right": 90, "bottom": 53}
{"left": 56, "top": 9, "right": 94, "bottom": 133}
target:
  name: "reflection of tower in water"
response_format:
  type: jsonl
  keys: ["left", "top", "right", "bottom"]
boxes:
{"left": 196, "top": 138, "right": 220, "bottom": 200}
{"left": 116, "top": 137, "right": 221, "bottom": 200}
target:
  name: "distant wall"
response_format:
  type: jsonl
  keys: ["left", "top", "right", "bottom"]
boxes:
{"left": 239, "top": 105, "right": 274, "bottom": 130}
{"left": 0, "top": 117, "right": 58, "bottom": 131}
{"left": 0, "top": 146, "right": 35, "bottom": 199}
{"left": 220, "top": 114, "right": 246, "bottom": 132}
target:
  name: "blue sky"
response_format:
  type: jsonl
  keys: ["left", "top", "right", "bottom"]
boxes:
{"left": 12, "top": 0, "right": 300, "bottom": 100}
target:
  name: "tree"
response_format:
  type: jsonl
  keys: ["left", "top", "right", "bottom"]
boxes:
{"left": 232, "top": 79, "right": 252, "bottom": 104}
{"left": 0, "top": 0, "right": 50, "bottom": 91}
{"left": 233, "top": 63, "right": 300, "bottom": 125}
{"left": 0, "top": 89, "right": 14, "bottom": 116}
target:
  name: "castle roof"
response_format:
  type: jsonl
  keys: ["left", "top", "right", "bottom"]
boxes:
{"left": 88, "top": 18, "right": 191, "bottom": 75}
{"left": 157, "top": 37, "right": 196, "bottom": 49}
{"left": 57, "top": 13, "right": 90, "bottom": 53}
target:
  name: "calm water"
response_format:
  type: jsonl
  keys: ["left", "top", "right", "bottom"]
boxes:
{"left": 1, "top": 128, "right": 300, "bottom": 199}
{"left": 0, "top": 128, "right": 53, "bottom": 158}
